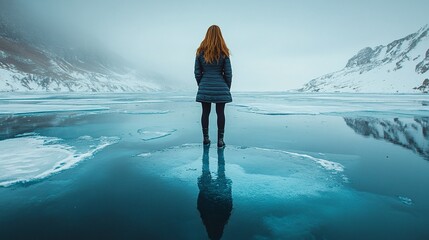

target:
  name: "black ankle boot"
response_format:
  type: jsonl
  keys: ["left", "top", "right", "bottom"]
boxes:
{"left": 202, "top": 128, "right": 211, "bottom": 145}
{"left": 217, "top": 129, "right": 225, "bottom": 148}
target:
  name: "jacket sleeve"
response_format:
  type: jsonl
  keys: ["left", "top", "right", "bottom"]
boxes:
{"left": 223, "top": 56, "right": 232, "bottom": 89}
{"left": 194, "top": 55, "right": 203, "bottom": 85}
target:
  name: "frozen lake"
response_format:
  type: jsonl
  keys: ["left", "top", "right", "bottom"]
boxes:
{"left": 0, "top": 92, "right": 428, "bottom": 239}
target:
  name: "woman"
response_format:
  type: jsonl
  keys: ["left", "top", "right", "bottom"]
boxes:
{"left": 195, "top": 25, "right": 232, "bottom": 149}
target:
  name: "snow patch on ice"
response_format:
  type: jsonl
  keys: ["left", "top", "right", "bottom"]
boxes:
{"left": 137, "top": 127, "right": 176, "bottom": 141}
{"left": 77, "top": 135, "right": 93, "bottom": 140}
{"left": 253, "top": 147, "right": 344, "bottom": 172}
{"left": 0, "top": 135, "right": 119, "bottom": 187}
{"left": 138, "top": 152, "right": 152, "bottom": 157}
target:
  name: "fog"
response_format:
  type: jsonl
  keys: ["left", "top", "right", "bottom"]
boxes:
{"left": 2, "top": 0, "right": 428, "bottom": 91}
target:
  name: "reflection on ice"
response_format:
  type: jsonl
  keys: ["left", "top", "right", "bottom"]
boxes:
{"left": 345, "top": 117, "right": 429, "bottom": 159}
{"left": 0, "top": 114, "right": 59, "bottom": 140}
{"left": 0, "top": 113, "right": 103, "bottom": 140}
{"left": 0, "top": 134, "right": 118, "bottom": 187}
{"left": 197, "top": 146, "right": 232, "bottom": 240}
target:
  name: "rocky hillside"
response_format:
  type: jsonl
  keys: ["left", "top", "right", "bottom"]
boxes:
{"left": 0, "top": 16, "right": 162, "bottom": 92}
{"left": 299, "top": 25, "right": 429, "bottom": 93}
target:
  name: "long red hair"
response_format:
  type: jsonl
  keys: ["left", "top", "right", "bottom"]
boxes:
{"left": 197, "top": 25, "right": 230, "bottom": 64}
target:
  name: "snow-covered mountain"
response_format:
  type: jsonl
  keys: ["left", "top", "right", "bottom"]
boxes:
{"left": 0, "top": 17, "right": 163, "bottom": 92}
{"left": 299, "top": 25, "right": 429, "bottom": 93}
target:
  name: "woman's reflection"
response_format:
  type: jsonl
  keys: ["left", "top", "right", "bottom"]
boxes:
{"left": 197, "top": 146, "right": 233, "bottom": 240}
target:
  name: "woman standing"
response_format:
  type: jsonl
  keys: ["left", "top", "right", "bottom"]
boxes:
{"left": 195, "top": 25, "right": 232, "bottom": 149}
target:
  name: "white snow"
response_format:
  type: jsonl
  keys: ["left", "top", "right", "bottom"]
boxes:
{"left": 0, "top": 135, "right": 119, "bottom": 187}
{"left": 279, "top": 149, "right": 344, "bottom": 172}
{"left": 300, "top": 25, "right": 429, "bottom": 93}
{"left": 0, "top": 60, "right": 162, "bottom": 92}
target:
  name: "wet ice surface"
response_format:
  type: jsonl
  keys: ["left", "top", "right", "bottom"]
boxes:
{"left": 139, "top": 144, "right": 348, "bottom": 239}
{"left": 140, "top": 144, "right": 345, "bottom": 197}
{"left": 0, "top": 92, "right": 428, "bottom": 239}
{"left": 231, "top": 92, "right": 429, "bottom": 116}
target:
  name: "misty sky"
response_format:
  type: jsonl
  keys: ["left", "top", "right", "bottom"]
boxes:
{"left": 4, "top": 0, "right": 429, "bottom": 91}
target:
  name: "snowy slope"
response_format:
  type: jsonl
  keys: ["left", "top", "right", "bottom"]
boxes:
{"left": 299, "top": 25, "right": 429, "bottom": 93}
{"left": 0, "top": 19, "right": 163, "bottom": 92}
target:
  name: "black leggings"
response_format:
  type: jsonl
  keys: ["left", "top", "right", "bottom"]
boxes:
{"left": 201, "top": 102, "right": 225, "bottom": 130}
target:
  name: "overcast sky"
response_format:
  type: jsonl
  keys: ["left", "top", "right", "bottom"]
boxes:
{"left": 6, "top": 0, "right": 429, "bottom": 91}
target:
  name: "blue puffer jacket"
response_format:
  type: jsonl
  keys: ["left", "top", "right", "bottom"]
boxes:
{"left": 195, "top": 52, "right": 232, "bottom": 103}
